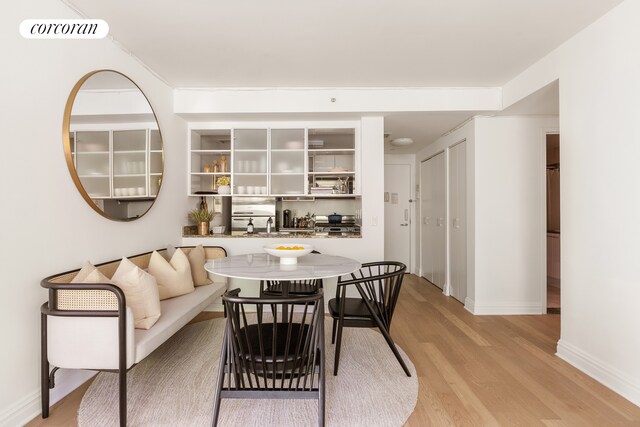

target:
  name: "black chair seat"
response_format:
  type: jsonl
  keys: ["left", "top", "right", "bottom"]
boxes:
{"left": 327, "top": 297, "right": 380, "bottom": 326}
{"left": 239, "top": 322, "right": 311, "bottom": 364}
{"left": 263, "top": 281, "right": 319, "bottom": 296}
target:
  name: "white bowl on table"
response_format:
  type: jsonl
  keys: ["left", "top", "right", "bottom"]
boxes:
{"left": 263, "top": 243, "right": 313, "bottom": 265}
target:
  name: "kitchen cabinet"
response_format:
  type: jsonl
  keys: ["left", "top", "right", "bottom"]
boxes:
{"left": 70, "top": 126, "right": 159, "bottom": 200}
{"left": 188, "top": 125, "right": 359, "bottom": 197}
{"left": 270, "top": 129, "right": 306, "bottom": 195}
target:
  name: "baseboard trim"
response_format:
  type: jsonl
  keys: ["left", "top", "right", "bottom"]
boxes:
{"left": 0, "top": 389, "right": 39, "bottom": 427}
{"left": 464, "top": 297, "right": 476, "bottom": 313}
{"left": 0, "top": 369, "right": 96, "bottom": 427}
{"left": 464, "top": 298, "right": 543, "bottom": 315}
{"left": 557, "top": 339, "right": 640, "bottom": 407}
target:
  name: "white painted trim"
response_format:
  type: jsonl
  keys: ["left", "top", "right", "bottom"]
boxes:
{"left": 464, "top": 297, "right": 476, "bottom": 314}
{"left": 0, "top": 389, "right": 40, "bottom": 427}
{"left": 557, "top": 340, "right": 640, "bottom": 407}
{"left": 466, "top": 300, "right": 543, "bottom": 315}
{"left": 174, "top": 87, "right": 502, "bottom": 114}
{"left": 0, "top": 370, "right": 97, "bottom": 427}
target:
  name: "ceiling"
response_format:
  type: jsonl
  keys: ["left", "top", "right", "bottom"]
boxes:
{"left": 65, "top": 0, "right": 621, "bottom": 88}
{"left": 63, "top": 1, "right": 593, "bottom": 153}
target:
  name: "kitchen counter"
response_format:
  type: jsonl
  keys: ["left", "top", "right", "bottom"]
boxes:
{"left": 183, "top": 231, "right": 361, "bottom": 239}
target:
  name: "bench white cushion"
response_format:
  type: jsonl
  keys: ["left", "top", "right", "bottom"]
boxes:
{"left": 133, "top": 282, "right": 225, "bottom": 363}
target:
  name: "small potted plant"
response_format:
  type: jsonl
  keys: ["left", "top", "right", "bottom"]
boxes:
{"left": 217, "top": 176, "right": 231, "bottom": 194}
{"left": 189, "top": 208, "right": 215, "bottom": 236}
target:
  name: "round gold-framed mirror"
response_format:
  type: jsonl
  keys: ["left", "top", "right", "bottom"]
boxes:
{"left": 63, "top": 70, "right": 164, "bottom": 221}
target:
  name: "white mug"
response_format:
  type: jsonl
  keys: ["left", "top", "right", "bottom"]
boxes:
{"left": 261, "top": 186, "right": 268, "bottom": 194}
{"left": 136, "top": 187, "right": 145, "bottom": 195}
{"left": 114, "top": 188, "right": 122, "bottom": 197}
{"left": 127, "top": 187, "right": 136, "bottom": 196}
{"left": 246, "top": 186, "right": 255, "bottom": 194}
{"left": 251, "top": 160, "right": 258, "bottom": 173}
{"left": 237, "top": 186, "right": 246, "bottom": 194}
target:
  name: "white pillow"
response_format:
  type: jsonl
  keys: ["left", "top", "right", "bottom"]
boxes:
{"left": 111, "top": 258, "right": 161, "bottom": 330}
{"left": 73, "top": 260, "right": 100, "bottom": 282}
{"left": 148, "top": 249, "right": 195, "bottom": 300}
{"left": 187, "top": 245, "right": 213, "bottom": 287}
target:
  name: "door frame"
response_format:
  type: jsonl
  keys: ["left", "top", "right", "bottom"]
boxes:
{"left": 540, "top": 128, "right": 560, "bottom": 314}
{"left": 384, "top": 156, "right": 415, "bottom": 274}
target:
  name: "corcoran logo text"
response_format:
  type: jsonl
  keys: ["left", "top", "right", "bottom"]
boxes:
{"left": 20, "top": 19, "right": 109, "bottom": 39}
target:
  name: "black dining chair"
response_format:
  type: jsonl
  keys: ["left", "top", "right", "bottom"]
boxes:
{"left": 212, "top": 289, "right": 325, "bottom": 427}
{"left": 328, "top": 261, "right": 410, "bottom": 377}
{"left": 260, "top": 250, "right": 323, "bottom": 298}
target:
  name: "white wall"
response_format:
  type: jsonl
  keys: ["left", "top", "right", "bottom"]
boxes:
{"left": 414, "top": 116, "right": 559, "bottom": 314}
{"left": 472, "top": 116, "right": 558, "bottom": 314}
{"left": 0, "top": 1, "right": 188, "bottom": 425}
{"left": 504, "top": 0, "right": 640, "bottom": 406}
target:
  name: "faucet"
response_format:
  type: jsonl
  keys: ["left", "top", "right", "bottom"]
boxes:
{"left": 266, "top": 216, "right": 273, "bottom": 234}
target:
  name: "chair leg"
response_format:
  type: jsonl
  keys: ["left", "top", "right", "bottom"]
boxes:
{"left": 212, "top": 326, "right": 229, "bottom": 426}
{"left": 333, "top": 320, "right": 344, "bottom": 376}
{"left": 318, "top": 300, "right": 326, "bottom": 427}
{"left": 374, "top": 322, "right": 411, "bottom": 377}
{"left": 40, "top": 312, "right": 49, "bottom": 418}
{"left": 119, "top": 369, "right": 127, "bottom": 427}
{"left": 331, "top": 318, "right": 337, "bottom": 344}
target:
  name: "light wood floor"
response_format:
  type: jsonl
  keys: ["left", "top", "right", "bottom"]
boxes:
{"left": 28, "top": 275, "right": 640, "bottom": 426}
{"left": 547, "top": 283, "right": 561, "bottom": 310}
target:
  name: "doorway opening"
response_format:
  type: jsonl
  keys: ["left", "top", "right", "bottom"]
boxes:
{"left": 546, "top": 133, "right": 561, "bottom": 314}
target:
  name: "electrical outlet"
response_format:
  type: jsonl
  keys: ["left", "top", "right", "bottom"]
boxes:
{"left": 371, "top": 216, "right": 378, "bottom": 226}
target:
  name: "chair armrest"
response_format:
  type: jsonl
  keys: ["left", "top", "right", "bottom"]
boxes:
{"left": 41, "top": 280, "right": 135, "bottom": 370}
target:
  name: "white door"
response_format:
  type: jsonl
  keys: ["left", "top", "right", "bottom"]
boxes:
{"left": 384, "top": 164, "right": 412, "bottom": 268}
{"left": 420, "top": 153, "right": 446, "bottom": 289}
{"left": 420, "top": 160, "right": 433, "bottom": 282}
{"left": 449, "top": 142, "right": 467, "bottom": 302}
{"left": 432, "top": 153, "right": 446, "bottom": 289}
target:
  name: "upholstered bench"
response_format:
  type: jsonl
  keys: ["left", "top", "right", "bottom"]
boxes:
{"left": 40, "top": 245, "right": 227, "bottom": 426}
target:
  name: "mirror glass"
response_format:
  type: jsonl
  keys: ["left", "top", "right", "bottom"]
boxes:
{"left": 63, "top": 70, "right": 164, "bottom": 221}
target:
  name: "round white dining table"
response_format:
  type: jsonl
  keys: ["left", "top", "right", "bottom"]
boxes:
{"left": 204, "top": 253, "right": 361, "bottom": 283}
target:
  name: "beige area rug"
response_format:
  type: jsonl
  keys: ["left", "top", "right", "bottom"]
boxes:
{"left": 78, "top": 318, "right": 418, "bottom": 426}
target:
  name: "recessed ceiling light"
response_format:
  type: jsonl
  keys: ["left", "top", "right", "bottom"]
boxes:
{"left": 390, "top": 138, "right": 414, "bottom": 147}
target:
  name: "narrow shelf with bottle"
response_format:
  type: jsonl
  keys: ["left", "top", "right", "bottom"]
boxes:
{"left": 189, "top": 129, "right": 231, "bottom": 195}
{"left": 308, "top": 128, "right": 357, "bottom": 196}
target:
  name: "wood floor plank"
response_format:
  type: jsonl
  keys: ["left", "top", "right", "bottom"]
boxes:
{"left": 28, "top": 274, "right": 640, "bottom": 426}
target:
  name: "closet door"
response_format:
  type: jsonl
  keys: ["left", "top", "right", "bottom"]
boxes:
{"left": 421, "top": 153, "right": 445, "bottom": 289}
{"left": 449, "top": 142, "right": 467, "bottom": 302}
{"left": 432, "top": 153, "right": 446, "bottom": 289}
{"left": 420, "top": 159, "right": 434, "bottom": 283}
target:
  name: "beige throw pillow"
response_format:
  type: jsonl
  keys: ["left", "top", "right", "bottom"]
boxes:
{"left": 187, "top": 245, "right": 213, "bottom": 286}
{"left": 148, "top": 249, "right": 195, "bottom": 300}
{"left": 67, "top": 262, "right": 119, "bottom": 311}
{"left": 111, "top": 258, "right": 161, "bottom": 330}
